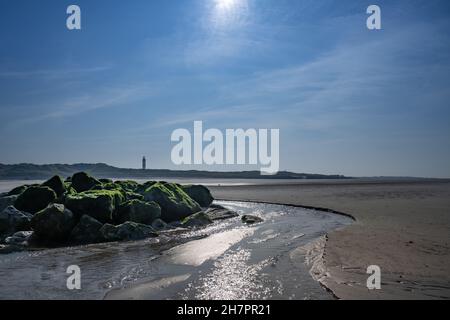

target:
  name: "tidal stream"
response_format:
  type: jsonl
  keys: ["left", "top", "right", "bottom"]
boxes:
{"left": 0, "top": 201, "right": 352, "bottom": 300}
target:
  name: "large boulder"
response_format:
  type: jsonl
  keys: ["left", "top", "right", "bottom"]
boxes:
{"left": 182, "top": 212, "right": 213, "bottom": 228}
{"left": 69, "top": 215, "right": 104, "bottom": 245}
{"left": 142, "top": 182, "right": 201, "bottom": 222}
{"left": 115, "top": 200, "right": 161, "bottom": 225}
{"left": 0, "top": 206, "right": 33, "bottom": 238}
{"left": 31, "top": 204, "right": 76, "bottom": 243}
{"left": 65, "top": 190, "right": 124, "bottom": 223}
{"left": 181, "top": 185, "right": 214, "bottom": 207}
{"left": 205, "top": 205, "right": 239, "bottom": 221}
{"left": 0, "top": 195, "right": 19, "bottom": 212}
{"left": 71, "top": 172, "right": 102, "bottom": 193}
{"left": 42, "top": 175, "right": 66, "bottom": 197}
{"left": 14, "top": 186, "right": 57, "bottom": 214}
{"left": 100, "top": 222, "right": 158, "bottom": 242}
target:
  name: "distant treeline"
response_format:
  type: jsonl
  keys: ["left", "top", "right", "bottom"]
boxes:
{"left": 0, "top": 163, "right": 350, "bottom": 180}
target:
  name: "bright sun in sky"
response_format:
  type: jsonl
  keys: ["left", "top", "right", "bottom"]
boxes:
{"left": 216, "top": 0, "right": 238, "bottom": 10}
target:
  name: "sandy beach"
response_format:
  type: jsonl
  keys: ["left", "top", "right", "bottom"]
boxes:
{"left": 209, "top": 179, "right": 450, "bottom": 300}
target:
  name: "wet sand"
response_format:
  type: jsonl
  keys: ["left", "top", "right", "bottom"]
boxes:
{"left": 209, "top": 180, "right": 450, "bottom": 300}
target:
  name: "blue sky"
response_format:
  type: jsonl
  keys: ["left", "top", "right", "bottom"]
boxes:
{"left": 0, "top": 0, "right": 449, "bottom": 177}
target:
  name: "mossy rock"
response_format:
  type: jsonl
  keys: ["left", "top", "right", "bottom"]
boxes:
{"left": 99, "top": 178, "right": 113, "bottom": 184}
{"left": 90, "top": 182, "right": 142, "bottom": 201}
{"left": 69, "top": 215, "right": 104, "bottom": 245}
{"left": 31, "top": 204, "right": 76, "bottom": 243}
{"left": 42, "top": 175, "right": 66, "bottom": 197}
{"left": 65, "top": 190, "right": 124, "bottom": 223}
{"left": 181, "top": 185, "right": 214, "bottom": 207}
{"left": 14, "top": 186, "right": 57, "bottom": 214}
{"left": 142, "top": 182, "right": 201, "bottom": 222}
{"left": 100, "top": 222, "right": 158, "bottom": 242}
{"left": 71, "top": 172, "right": 102, "bottom": 193}
{"left": 64, "top": 181, "right": 73, "bottom": 191}
{"left": 58, "top": 184, "right": 78, "bottom": 204}
{"left": 115, "top": 200, "right": 161, "bottom": 225}
{"left": 7, "top": 185, "right": 29, "bottom": 196}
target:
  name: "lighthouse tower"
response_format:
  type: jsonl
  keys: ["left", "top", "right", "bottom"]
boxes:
{"left": 142, "top": 156, "right": 146, "bottom": 170}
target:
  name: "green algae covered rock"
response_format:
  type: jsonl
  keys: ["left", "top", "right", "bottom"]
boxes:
{"left": 115, "top": 199, "right": 161, "bottom": 225}
{"left": 14, "top": 186, "right": 57, "bottom": 214}
{"left": 71, "top": 172, "right": 102, "bottom": 193}
{"left": 31, "top": 204, "right": 76, "bottom": 243}
{"left": 65, "top": 190, "right": 124, "bottom": 223}
{"left": 100, "top": 222, "right": 158, "bottom": 242}
{"left": 181, "top": 185, "right": 214, "bottom": 207}
{"left": 90, "top": 182, "right": 144, "bottom": 202}
{"left": 142, "top": 182, "right": 201, "bottom": 222}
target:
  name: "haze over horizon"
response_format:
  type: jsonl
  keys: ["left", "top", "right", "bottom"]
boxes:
{"left": 1, "top": 1, "right": 450, "bottom": 178}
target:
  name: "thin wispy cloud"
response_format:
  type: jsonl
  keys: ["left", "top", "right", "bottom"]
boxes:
{"left": 215, "top": 21, "right": 450, "bottom": 130}
{"left": 9, "top": 83, "right": 158, "bottom": 127}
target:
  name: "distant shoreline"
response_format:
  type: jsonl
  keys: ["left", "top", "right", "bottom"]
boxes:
{"left": 1, "top": 163, "right": 447, "bottom": 181}
{"left": 0, "top": 163, "right": 349, "bottom": 180}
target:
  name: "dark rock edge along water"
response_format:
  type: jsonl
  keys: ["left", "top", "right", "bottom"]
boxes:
{"left": 0, "top": 172, "right": 245, "bottom": 254}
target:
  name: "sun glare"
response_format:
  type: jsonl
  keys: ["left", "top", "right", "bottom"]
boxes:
{"left": 216, "top": 0, "right": 238, "bottom": 11}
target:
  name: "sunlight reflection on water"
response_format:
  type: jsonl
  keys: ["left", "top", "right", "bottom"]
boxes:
{"left": 183, "top": 248, "right": 276, "bottom": 300}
